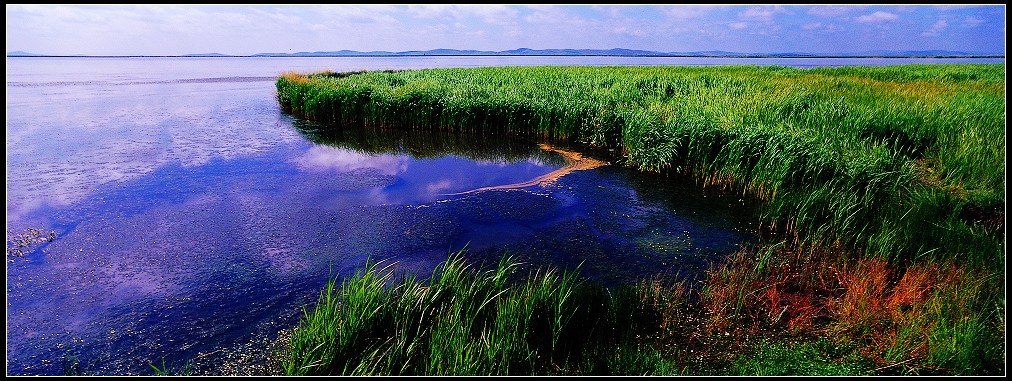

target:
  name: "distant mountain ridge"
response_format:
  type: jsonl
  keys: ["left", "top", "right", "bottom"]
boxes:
{"left": 248, "top": 48, "right": 996, "bottom": 58}
{"left": 7, "top": 48, "right": 1003, "bottom": 58}
{"left": 7, "top": 50, "right": 46, "bottom": 56}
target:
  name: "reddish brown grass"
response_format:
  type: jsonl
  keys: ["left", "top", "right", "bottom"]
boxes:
{"left": 825, "top": 257, "right": 989, "bottom": 371}
{"left": 278, "top": 71, "right": 312, "bottom": 85}
{"left": 701, "top": 244, "right": 841, "bottom": 337}
{"left": 695, "top": 241, "right": 993, "bottom": 373}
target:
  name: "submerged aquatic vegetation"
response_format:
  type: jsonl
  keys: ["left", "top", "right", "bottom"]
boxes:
{"left": 7, "top": 227, "right": 57, "bottom": 259}
{"left": 276, "top": 64, "right": 1005, "bottom": 375}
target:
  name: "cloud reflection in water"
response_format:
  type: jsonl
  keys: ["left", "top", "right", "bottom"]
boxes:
{"left": 292, "top": 145, "right": 409, "bottom": 176}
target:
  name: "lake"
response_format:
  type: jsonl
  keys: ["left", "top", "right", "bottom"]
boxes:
{"left": 5, "top": 55, "right": 1002, "bottom": 375}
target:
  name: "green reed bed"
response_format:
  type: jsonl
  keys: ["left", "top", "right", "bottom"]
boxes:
{"left": 277, "top": 64, "right": 1004, "bottom": 268}
{"left": 276, "top": 64, "right": 1005, "bottom": 375}
{"left": 283, "top": 251, "right": 675, "bottom": 376}
{"left": 283, "top": 246, "right": 1002, "bottom": 375}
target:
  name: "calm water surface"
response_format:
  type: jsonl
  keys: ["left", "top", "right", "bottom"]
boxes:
{"left": 6, "top": 56, "right": 999, "bottom": 375}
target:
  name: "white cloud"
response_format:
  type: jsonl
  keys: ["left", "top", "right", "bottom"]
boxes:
{"left": 407, "top": 4, "right": 518, "bottom": 26}
{"left": 315, "top": 5, "right": 399, "bottom": 24}
{"left": 729, "top": 22, "right": 748, "bottom": 30}
{"left": 801, "top": 22, "right": 822, "bottom": 30}
{"left": 406, "top": 4, "right": 457, "bottom": 18}
{"left": 962, "top": 16, "right": 984, "bottom": 27}
{"left": 739, "top": 5, "right": 787, "bottom": 22}
{"left": 921, "top": 19, "right": 948, "bottom": 37}
{"left": 807, "top": 5, "right": 857, "bottom": 17}
{"left": 522, "top": 5, "right": 585, "bottom": 26}
{"left": 932, "top": 5, "right": 995, "bottom": 11}
{"left": 856, "top": 11, "right": 898, "bottom": 23}
{"left": 591, "top": 5, "right": 624, "bottom": 18}
{"left": 661, "top": 5, "right": 715, "bottom": 20}
{"left": 612, "top": 26, "right": 648, "bottom": 37}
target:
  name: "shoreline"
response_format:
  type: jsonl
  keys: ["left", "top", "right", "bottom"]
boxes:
{"left": 440, "top": 143, "right": 609, "bottom": 196}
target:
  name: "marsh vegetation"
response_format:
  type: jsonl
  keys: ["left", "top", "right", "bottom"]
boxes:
{"left": 274, "top": 64, "right": 1004, "bottom": 375}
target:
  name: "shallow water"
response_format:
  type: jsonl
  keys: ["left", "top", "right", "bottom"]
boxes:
{"left": 5, "top": 57, "right": 770, "bottom": 375}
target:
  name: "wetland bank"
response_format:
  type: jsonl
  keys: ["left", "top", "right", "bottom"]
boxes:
{"left": 276, "top": 64, "right": 1005, "bottom": 375}
{"left": 5, "top": 58, "right": 1004, "bottom": 376}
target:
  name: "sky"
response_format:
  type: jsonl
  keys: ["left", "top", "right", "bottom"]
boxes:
{"left": 5, "top": 4, "right": 1006, "bottom": 56}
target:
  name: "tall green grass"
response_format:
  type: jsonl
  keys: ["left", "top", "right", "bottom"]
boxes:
{"left": 276, "top": 64, "right": 1005, "bottom": 376}
{"left": 283, "top": 251, "right": 681, "bottom": 376}
{"left": 277, "top": 64, "right": 1004, "bottom": 269}
{"left": 282, "top": 247, "right": 1004, "bottom": 375}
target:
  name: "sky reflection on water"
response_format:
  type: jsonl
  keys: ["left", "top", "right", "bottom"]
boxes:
{"left": 6, "top": 57, "right": 759, "bottom": 375}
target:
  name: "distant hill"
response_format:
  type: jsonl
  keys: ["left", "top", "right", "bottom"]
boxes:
{"left": 182, "top": 53, "right": 232, "bottom": 57}
{"left": 6, "top": 51, "right": 45, "bottom": 57}
{"left": 249, "top": 48, "right": 999, "bottom": 58}
{"left": 7, "top": 49, "right": 1003, "bottom": 58}
{"left": 251, "top": 48, "right": 766, "bottom": 57}
{"left": 857, "top": 50, "right": 974, "bottom": 57}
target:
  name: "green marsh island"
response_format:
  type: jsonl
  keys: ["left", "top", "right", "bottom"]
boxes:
{"left": 273, "top": 64, "right": 1004, "bottom": 376}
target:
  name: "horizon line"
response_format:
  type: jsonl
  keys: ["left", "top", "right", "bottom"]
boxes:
{"left": 7, "top": 54, "right": 1006, "bottom": 59}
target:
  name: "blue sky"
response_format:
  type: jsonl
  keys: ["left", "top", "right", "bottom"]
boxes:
{"left": 5, "top": 4, "right": 1006, "bottom": 55}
